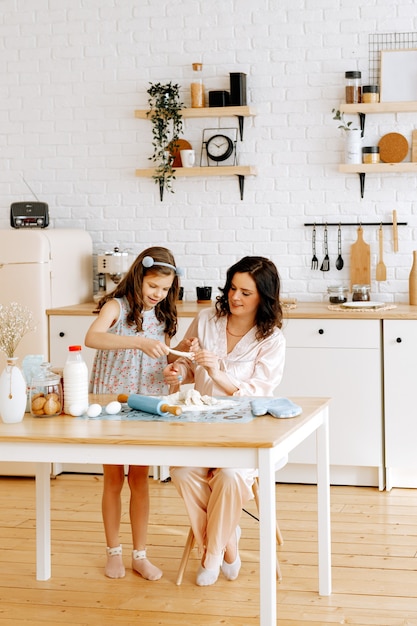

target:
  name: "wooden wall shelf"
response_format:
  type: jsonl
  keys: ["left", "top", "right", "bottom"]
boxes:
{"left": 135, "top": 105, "right": 257, "bottom": 199}
{"left": 134, "top": 105, "right": 256, "bottom": 120}
{"left": 135, "top": 165, "right": 258, "bottom": 200}
{"left": 339, "top": 102, "right": 417, "bottom": 114}
{"left": 337, "top": 102, "right": 417, "bottom": 197}
{"left": 339, "top": 163, "right": 417, "bottom": 173}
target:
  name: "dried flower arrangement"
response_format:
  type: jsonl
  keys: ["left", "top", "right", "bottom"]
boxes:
{"left": 0, "top": 302, "right": 35, "bottom": 358}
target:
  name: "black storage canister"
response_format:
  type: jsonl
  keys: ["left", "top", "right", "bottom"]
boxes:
{"left": 362, "top": 84, "right": 379, "bottom": 103}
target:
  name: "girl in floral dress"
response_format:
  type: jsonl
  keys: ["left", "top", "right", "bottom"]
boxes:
{"left": 85, "top": 246, "right": 184, "bottom": 581}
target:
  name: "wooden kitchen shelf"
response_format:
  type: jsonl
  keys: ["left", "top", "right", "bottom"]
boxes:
{"left": 339, "top": 102, "right": 417, "bottom": 114}
{"left": 339, "top": 163, "right": 417, "bottom": 173}
{"left": 135, "top": 105, "right": 256, "bottom": 119}
{"left": 135, "top": 105, "right": 256, "bottom": 139}
{"left": 339, "top": 163, "right": 417, "bottom": 197}
{"left": 337, "top": 101, "right": 417, "bottom": 197}
{"left": 135, "top": 104, "right": 257, "bottom": 199}
{"left": 135, "top": 165, "right": 258, "bottom": 200}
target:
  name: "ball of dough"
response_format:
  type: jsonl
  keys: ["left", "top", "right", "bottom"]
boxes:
{"left": 105, "top": 401, "right": 121, "bottom": 415}
{"left": 86, "top": 403, "right": 102, "bottom": 418}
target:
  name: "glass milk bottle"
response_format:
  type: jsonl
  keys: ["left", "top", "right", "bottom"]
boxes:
{"left": 191, "top": 63, "right": 205, "bottom": 108}
{"left": 63, "top": 345, "right": 89, "bottom": 416}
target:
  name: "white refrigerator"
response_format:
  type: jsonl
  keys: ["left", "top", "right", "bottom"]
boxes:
{"left": 0, "top": 228, "right": 93, "bottom": 475}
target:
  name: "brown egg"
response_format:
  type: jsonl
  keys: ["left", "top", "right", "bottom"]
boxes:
{"left": 32, "top": 396, "right": 46, "bottom": 412}
{"left": 46, "top": 392, "right": 60, "bottom": 402}
{"left": 44, "top": 397, "right": 60, "bottom": 415}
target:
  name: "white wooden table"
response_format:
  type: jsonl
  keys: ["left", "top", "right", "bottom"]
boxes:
{"left": 0, "top": 395, "right": 331, "bottom": 626}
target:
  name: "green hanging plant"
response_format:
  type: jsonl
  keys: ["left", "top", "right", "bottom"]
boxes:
{"left": 147, "top": 82, "right": 184, "bottom": 200}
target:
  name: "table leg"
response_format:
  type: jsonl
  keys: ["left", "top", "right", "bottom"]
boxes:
{"left": 35, "top": 463, "right": 51, "bottom": 580}
{"left": 258, "top": 450, "right": 276, "bottom": 626}
{"left": 316, "top": 405, "right": 331, "bottom": 595}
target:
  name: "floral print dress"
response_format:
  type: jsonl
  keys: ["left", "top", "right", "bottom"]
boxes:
{"left": 89, "top": 297, "right": 169, "bottom": 396}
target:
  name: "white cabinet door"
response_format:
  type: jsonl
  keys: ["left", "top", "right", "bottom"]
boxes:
{"left": 384, "top": 320, "right": 417, "bottom": 489}
{"left": 48, "top": 315, "right": 97, "bottom": 373}
{"left": 277, "top": 319, "right": 383, "bottom": 487}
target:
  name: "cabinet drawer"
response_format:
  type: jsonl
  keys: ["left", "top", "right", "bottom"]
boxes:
{"left": 282, "top": 318, "right": 380, "bottom": 349}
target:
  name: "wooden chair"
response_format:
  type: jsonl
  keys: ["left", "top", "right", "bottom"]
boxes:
{"left": 176, "top": 475, "right": 284, "bottom": 585}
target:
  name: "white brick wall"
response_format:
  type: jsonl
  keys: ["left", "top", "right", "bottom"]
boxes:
{"left": 1, "top": 0, "right": 417, "bottom": 302}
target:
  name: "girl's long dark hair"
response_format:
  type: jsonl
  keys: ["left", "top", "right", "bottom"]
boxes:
{"left": 215, "top": 256, "right": 283, "bottom": 340}
{"left": 97, "top": 246, "right": 179, "bottom": 338}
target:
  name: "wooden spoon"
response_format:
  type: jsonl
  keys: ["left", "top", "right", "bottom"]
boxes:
{"left": 376, "top": 225, "right": 387, "bottom": 281}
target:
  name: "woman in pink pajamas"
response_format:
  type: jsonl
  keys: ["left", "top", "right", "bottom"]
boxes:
{"left": 163, "top": 256, "right": 286, "bottom": 586}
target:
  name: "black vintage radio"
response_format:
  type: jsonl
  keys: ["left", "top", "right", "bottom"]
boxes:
{"left": 10, "top": 202, "right": 49, "bottom": 228}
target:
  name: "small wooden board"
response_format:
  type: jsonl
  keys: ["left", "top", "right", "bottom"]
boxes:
{"left": 378, "top": 132, "right": 408, "bottom": 163}
{"left": 350, "top": 226, "right": 371, "bottom": 289}
{"left": 412, "top": 130, "right": 417, "bottom": 162}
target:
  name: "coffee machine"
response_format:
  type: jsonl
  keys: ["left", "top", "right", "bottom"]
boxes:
{"left": 96, "top": 246, "right": 135, "bottom": 295}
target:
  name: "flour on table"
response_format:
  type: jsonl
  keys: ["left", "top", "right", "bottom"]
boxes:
{"left": 162, "top": 389, "right": 235, "bottom": 412}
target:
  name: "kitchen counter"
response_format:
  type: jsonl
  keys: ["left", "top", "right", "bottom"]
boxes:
{"left": 46, "top": 300, "right": 417, "bottom": 320}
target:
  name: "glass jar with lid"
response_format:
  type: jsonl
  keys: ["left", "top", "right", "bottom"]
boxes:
{"left": 30, "top": 362, "right": 63, "bottom": 417}
{"left": 345, "top": 71, "right": 361, "bottom": 104}
{"left": 352, "top": 284, "right": 371, "bottom": 302}
{"left": 191, "top": 63, "right": 205, "bottom": 108}
{"left": 327, "top": 285, "right": 348, "bottom": 304}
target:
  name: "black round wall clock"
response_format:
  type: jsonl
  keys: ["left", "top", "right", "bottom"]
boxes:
{"left": 206, "top": 134, "right": 235, "bottom": 162}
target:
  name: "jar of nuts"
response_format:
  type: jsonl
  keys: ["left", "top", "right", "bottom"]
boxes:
{"left": 30, "top": 362, "right": 63, "bottom": 417}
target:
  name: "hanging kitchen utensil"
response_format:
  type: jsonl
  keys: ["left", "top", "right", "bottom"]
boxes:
{"left": 393, "top": 209, "right": 398, "bottom": 252}
{"left": 350, "top": 225, "right": 370, "bottom": 289}
{"left": 335, "top": 224, "right": 344, "bottom": 270}
{"left": 320, "top": 224, "right": 330, "bottom": 271}
{"left": 376, "top": 224, "right": 387, "bottom": 281}
{"left": 311, "top": 224, "right": 318, "bottom": 270}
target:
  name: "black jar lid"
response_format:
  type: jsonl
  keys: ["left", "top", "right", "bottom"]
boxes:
{"left": 345, "top": 71, "right": 361, "bottom": 78}
{"left": 362, "top": 84, "right": 379, "bottom": 93}
{"left": 362, "top": 146, "right": 380, "bottom": 153}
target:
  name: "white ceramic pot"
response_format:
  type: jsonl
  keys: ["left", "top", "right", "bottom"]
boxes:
{"left": 0, "top": 357, "right": 27, "bottom": 423}
{"left": 345, "top": 129, "right": 362, "bottom": 164}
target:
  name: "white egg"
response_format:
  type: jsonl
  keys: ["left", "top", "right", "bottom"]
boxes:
{"left": 86, "top": 403, "right": 102, "bottom": 418}
{"left": 105, "top": 400, "right": 122, "bottom": 415}
{"left": 68, "top": 403, "right": 87, "bottom": 417}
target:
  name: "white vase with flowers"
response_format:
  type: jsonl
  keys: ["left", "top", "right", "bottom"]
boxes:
{"left": 332, "top": 108, "right": 362, "bottom": 164}
{"left": 0, "top": 302, "right": 35, "bottom": 423}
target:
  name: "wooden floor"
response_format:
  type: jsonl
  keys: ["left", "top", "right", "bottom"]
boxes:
{"left": 1, "top": 474, "right": 417, "bottom": 626}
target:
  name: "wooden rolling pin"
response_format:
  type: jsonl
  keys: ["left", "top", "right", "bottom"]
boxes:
{"left": 117, "top": 393, "right": 182, "bottom": 416}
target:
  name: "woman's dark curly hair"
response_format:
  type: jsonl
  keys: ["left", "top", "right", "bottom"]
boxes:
{"left": 215, "top": 256, "right": 283, "bottom": 340}
{"left": 97, "top": 246, "right": 179, "bottom": 338}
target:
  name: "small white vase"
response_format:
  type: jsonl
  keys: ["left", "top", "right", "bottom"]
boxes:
{"left": 0, "top": 357, "right": 27, "bottom": 424}
{"left": 345, "top": 129, "right": 362, "bottom": 164}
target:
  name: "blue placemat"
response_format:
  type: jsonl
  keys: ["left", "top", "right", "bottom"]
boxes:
{"left": 77, "top": 398, "right": 255, "bottom": 423}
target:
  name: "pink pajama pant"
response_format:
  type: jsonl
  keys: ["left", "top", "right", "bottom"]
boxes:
{"left": 170, "top": 466, "right": 256, "bottom": 570}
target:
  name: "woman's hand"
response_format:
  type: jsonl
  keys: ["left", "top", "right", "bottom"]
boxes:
{"left": 193, "top": 348, "right": 220, "bottom": 376}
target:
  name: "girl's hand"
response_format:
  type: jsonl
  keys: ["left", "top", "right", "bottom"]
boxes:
{"left": 163, "top": 362, "right": 183, "bottom": 386}
{"left": 139, "top": 337, "right": 170, "bottom": 359}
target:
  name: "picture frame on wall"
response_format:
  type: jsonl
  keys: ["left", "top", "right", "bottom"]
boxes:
{"left": 380, "top": 49, "right": 417, "bottom": 102}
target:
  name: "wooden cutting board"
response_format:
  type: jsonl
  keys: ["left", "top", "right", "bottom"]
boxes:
{"left": 350, "top": 226, "right": 371, "bottom": 289}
